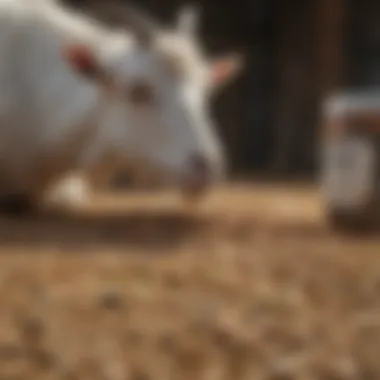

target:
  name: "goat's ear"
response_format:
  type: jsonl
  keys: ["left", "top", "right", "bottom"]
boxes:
{"left": 63, "top": 42, "right": 101, "bottom": 79}
{"left": 176, "top": 4, "right": 199, "bottom": 37}
{"left": 209, "top": 54, "right": 244, "bottom": 89}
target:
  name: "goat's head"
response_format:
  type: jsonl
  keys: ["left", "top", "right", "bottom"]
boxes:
{"left": 63, "top": 3, "right": 243, "bottom": 196}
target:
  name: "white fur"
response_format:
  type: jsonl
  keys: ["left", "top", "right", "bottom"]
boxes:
{"left": 0, "top": 0, "right": 238, "bottom": 207}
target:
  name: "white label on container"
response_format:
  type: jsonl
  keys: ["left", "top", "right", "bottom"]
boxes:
{"left": 320, "top": 135, "right": 376, "bottom": 210}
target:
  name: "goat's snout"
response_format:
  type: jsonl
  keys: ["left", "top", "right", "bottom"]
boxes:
{"left": 181, "top": 152, "right": 223, "bottom": 197}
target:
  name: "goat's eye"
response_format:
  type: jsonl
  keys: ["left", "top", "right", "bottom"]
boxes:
{"left": 126, "top": 82, "right": 155, "bottom": 106}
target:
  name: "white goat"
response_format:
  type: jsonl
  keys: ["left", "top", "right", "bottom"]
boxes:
{"left": 0, "top": 0, "right": 242, "bottom": 213}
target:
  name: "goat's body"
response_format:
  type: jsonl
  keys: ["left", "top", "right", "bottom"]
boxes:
{"left": 0, "top": 0, "right": 121, "bottom": 203}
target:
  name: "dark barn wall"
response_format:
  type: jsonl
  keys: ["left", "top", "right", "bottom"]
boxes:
{"left": 346, "top": 0, "right": 380, "bottom": 87}
{"left": 271, "top": 0, "right": 316, "bottom": 175}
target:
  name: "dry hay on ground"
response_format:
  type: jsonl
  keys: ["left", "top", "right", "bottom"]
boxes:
{"left": 0, "top": 182, "right": 378, "bottom": 379}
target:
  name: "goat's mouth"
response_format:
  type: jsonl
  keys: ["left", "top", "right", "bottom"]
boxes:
{"left": 178, "top": 172, "right": 216, "bottom": 201}
{"left": 119, "top": 159, "right": 218, "bottom": 198}
{"left": 180, "top": 185, "right": 211, "bottom": 203}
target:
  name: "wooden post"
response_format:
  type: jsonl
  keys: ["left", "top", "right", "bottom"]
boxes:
{"left": 298, "top": 0, "right": 345, "bottom": 176}
{"left": 314, "top": 0, "right": 345, "bottom": 107}
{"left": 271, "top": 0, "right": 345, "bottom": 176}
{"left": 311, "top": 0, "right": 345, "bottom": 177}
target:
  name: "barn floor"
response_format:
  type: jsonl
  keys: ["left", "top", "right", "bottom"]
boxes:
{"left": 0, "top": 182, "right": 379, "bottom": 379}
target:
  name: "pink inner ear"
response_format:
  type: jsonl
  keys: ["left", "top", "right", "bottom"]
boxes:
{"left": 65, "top": 43, "right": 98, "bottom": 76}
{"left": 210, "top": 57, "right": 240, "bottom": 86}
